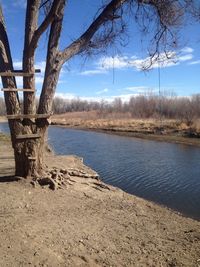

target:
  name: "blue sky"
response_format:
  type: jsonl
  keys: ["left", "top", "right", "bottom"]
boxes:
{"left": 0, "top": 0, "right": 200, "bottom": 102}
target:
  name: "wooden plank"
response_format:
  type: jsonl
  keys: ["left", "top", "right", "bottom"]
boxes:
{"left": 28, "top": 157, "right": 36, "bottom": 160}
{"left": 1, "top": 88, "right": 35, "bottom": 92}
{"left": 7, "top": 114, "right": 51, "bottom": 120}
{"left": 36, "top": 114, "right": 51, "bottom": 119}
{"left": 0, "top": 69, "right": 41, "bottom": 76}
{"left": 13, "top": 69, "right": 41, "bottom": 73}
{"left": 0, "top": 72, "right": 34, "bottom": 77}
{"left": 16, "top": 133, "right": 41, "bottom": 140}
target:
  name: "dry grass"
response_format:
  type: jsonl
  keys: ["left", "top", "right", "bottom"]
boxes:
{"left": 52, "top": 111, "right": 199, "bottom": 134}
{"left": 0, "top": 133, "right": 10, "bottom": 142}
{"left": 51, "top": 111, "right": 200, "bottom": 146}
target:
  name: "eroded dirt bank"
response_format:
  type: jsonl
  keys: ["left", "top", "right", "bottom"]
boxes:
{"left": 0, "top": 137, "right": 200, "bottom": 267}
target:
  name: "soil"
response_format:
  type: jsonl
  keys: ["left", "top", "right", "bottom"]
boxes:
{"left": 0, "top": 136, "right": 200, "bottom": 267}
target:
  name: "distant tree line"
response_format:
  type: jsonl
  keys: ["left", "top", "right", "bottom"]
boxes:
{"left": 52, "top": 93, "right": 200, "bottom": 122}
{"left": 1, "top": 94, "right": 200, "bottom": 123}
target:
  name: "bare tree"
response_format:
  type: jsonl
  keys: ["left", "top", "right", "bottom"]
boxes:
{"left": 0, "top": 0, "right": 182, "bottom": 179}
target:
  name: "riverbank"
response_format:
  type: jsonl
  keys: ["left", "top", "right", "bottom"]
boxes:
{"left": 50, "top": 112, "right": 200, "bottom": 147}
{"left": 1, "top": 114, "right": 200, "bottom": 146}
{"left": 0, "top": 134, "right": 200, "bottom": 266}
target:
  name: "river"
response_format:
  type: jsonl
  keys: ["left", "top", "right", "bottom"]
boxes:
{"left": 1, "top": 122, "right": 200, "bottom": 220}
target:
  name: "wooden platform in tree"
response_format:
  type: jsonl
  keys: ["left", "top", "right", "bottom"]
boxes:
{"left": 16, "top": 133, "right": 41, "bottom": 140}
{"left": 1, "top": 88, "right": 35, "bottom": 92}
{"left": 7, "top": 114, "right": 51, "bottom": 120}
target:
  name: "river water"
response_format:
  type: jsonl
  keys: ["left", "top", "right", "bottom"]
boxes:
{"left": 1, "top": 122, "right": 200, "bottom": 220}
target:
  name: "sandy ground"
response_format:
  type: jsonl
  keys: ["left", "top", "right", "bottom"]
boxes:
{"left": 0, "top": 137, "right": 200, "bottom": 266}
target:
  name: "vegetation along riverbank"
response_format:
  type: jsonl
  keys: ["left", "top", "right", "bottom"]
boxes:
{"left": 0, "top": 133, "right": 200, "bottom": 266}
{"left": 49, "top": 111, "right": 200, "bottom": 147}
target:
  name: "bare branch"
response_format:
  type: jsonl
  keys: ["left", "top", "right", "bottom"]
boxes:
{"left": 40, "top": 0, "right": 52, "bottom": 9}
{"left": 60, "top": 0, "right": 128, "bottom": 64}
{"left": 29, "top": 0, "right": 61, "bottom": 55}
{"left": 132, "top": 0, "right": 183, "bottom": 68}
{"left": 38, "top": 0, "right": 66, "bottom": 115}
{"left": 23, "top": 0, "right": 41, "bottom": 115}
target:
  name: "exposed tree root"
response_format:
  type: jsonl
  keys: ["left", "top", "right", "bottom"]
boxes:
{"left": 30, "top": 167, "right": 100, "bottom": 190}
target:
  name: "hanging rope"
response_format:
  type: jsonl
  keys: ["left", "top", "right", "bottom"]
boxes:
{"left": 158, "top": 60, "right": 161, "bottom": 97}
{"left": 157, "top": 57, "right": 162, "bottom": 124}
{"left": 112, "top": 54, "right": 115, "bottom": 84}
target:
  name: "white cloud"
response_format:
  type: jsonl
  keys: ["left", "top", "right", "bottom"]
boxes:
{"left": 13, "top": 61, "right": 22, "bottom": 69}
{"left": 54, "top": 93, "right": 76, "bottom": 99}
{"left": 99, "top": 55, "right": 130, "bottom": 70}
{"left": 188, "top": 60, "right": 200, "bottom": 65}
{"left": 79, "top": 46, "right": 194, "bottom": 75}
{"left": 179, "top": 54, "right": 193, "bottom": 61}
{"left": 96, "top": 88, "right": 109, "bottom": 95}
{"left": 80, "top": 69, "right": 107, "bottom": 76}
{"left": 98, "top": 52, "right": 178, "bottom": 71}
{"left": 181, "top": 47, "right": 194, "bottom": 53}
{"left": 124, "top": 86, "right": 153, "bottom": 93}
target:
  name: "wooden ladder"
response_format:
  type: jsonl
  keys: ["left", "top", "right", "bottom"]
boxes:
{"left": 1, "top": 69, "right": 50, "bottom": 140}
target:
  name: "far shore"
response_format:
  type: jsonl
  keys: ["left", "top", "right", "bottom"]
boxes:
{"left": 1, "top": 113, "right": 200, "bottom": 147}
{"left": 52, "top": 123, "right": 200, "bottom": 147}
{"left": 51, "top": 112, "right": 200, "bottom": 147}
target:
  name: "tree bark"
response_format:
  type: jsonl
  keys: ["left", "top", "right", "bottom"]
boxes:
{"left": 38, "top": 0, "right": 65, "bottom": 114}
{"left": 0, "top": 3, "right": 45, "bottom": 178}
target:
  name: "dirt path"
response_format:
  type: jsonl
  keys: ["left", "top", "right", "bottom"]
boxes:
{"left": 0, "top": 138, "right": 200, "bottom": 267}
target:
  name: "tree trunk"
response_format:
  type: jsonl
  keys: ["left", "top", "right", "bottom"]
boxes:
{"left": 13, "top": 125, "right": 48, "bottom": 177}
{"left": 0, "top": 4, "right": 47, "bottom": 178}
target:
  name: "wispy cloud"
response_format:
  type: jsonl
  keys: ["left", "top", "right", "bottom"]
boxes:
{"left": 181, "top": 47, "right": 194, "bottom": 53}
{"left": 99, "top": 55, "right": 130, "bottom": 70}
{"left": 124, "top": 86, "right": 153, "bottom": 93}
{"left": 96, "top": 88, "right": 109, "bottom": 95}
{"left": 188, "top": 60, "right": 200, "bottom": 65}
{"left": 179, "top": 54, "right": 193, "bottom": 62}
{"left": 54, "top": 92, "right": 77, "bottom": 99}
{"left": 79, "top": 46, "right": 194, "bottom": 75}
{"left": 80, "top": 69, "right": 107, "bottom": 76}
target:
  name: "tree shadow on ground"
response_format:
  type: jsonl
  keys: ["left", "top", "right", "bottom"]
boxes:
{"left": 0, "top": 176, "right": 21, "bottom": 183}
